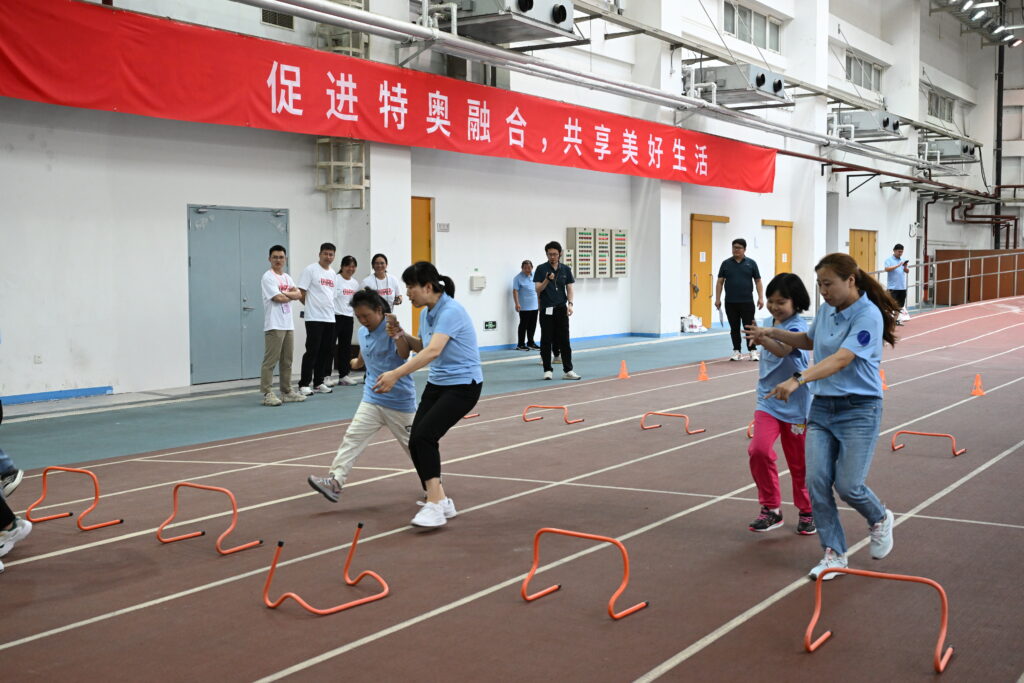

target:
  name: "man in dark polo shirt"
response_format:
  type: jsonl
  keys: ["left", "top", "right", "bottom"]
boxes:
{"left": 534, "top": 240, "right": 581, "bottom": 381}
{"left": 714, "top": 238, "right": 764, "bottom": 361}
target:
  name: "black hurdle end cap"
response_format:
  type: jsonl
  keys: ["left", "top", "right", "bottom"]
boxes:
{"left": 277, "top": 540, "right": 285, "bottom": 547}
{"left": 357, "top": 522, "right": 364, "bottom": 529}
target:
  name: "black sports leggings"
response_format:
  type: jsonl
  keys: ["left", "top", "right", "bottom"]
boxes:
{"left": 409, "top": 381, "right": 482, "bottom": 484}
{"left": 725, "top": 301, "right": 756, "bottom": 352}
{"left": 517, "top": 309, "right": 538, "bottom": 346}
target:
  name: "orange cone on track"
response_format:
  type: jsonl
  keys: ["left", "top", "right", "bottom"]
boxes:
{"left": 698, "top": 361, "right": 709, "bottom": 382}
{"left": 971, "top": 374, "right": 986, "bottom": 396}
{"left": 618, "top": 360, "right": 630, "bottom": 379}
{"left": 880, "top": 369, "right": 889, "bottom": 391}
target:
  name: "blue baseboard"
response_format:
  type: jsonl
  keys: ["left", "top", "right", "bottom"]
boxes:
{"left": 2, "top": 386, "right": 114, "bottom": 405}
{"left": 479, "top": 331, "right": 679, "bottom": 351}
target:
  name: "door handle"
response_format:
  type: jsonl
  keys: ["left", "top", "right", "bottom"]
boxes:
{"left": 691, "top": 274, "right": 699, "bottom": 299}
{"left": 242, "top": 306, "right": 255, "bottom": 311}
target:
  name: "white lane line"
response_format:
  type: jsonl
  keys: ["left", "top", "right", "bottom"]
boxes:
{"left": 887, "top": 345, "right": 1024, "bottom": 387}
{"left": 897, "top": 309, "right": 1020, "bottom": 342}
{"left": 634, "top": 422, "right": 1024, "bottom": 681}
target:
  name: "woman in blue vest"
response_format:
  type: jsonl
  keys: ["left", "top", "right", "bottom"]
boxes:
{"left": 746, "top": 253, "right": 900, "bottom": 581}
{"left": 373, "top": 262, "right": 483, "bottom": 528}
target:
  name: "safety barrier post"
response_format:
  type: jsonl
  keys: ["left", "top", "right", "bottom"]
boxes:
{"left": 639, "top": 412, "right": 705, "bottom": 434}
{"left": 522, "top": 405, "right": 584, "bottom": 425}
{"left": 25, "top": 466, "right": 124, "bottom": 531}
{"left": 156, "top": 482, "right": 263, "bottom": 555}
{"left": 805, "top": 567, "right": 954, "bottom": 673}
{"left": 521, "top": 527, "right": 648, "bottom": 620}
{"left": 891, "top": 430, "right": 966, "bottom": 457}
{"left": 263, "top": 523, "right": 389, "bottom": 615}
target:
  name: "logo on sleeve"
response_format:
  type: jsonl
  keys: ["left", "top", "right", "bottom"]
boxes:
{"left": 788, "top": 327, "right": 800, "bottom": 332}
{"left": 857, "top": 330, "right": 871, "bottom": 345}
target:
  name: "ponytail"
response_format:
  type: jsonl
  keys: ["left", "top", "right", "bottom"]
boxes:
{"left": 402, "top": 261, "right": 455, "bottom": 298}
{"left": 815, "top": 253, "right": 898, "bottom": 347}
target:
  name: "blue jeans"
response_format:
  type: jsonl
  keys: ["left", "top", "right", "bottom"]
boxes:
{"left": 0, "top": 447, "right": 14, "bottom": 476}
{"left": 806, "top": 395, "right": 886, "bottom": 555}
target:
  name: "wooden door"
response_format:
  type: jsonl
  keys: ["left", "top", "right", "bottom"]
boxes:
{"left": 762, "top": 220, "right": 793, "bottom": 275}
{"left": 849, "top": 229, "right": 877, "bottom": 273}
{"left": 690, "top": 214, "right": 729, "bottom": 328}
{"left": 410, "top": 197, "right": 432, "bottom": 335}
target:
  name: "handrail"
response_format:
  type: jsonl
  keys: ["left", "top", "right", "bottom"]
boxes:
{"left": 156, "top": 482, "right": 263, "bottom": 555}
{"left": 263, "top": 523, "right": 389, "bottom": 615}
{"left": 25, "top": 466, "right": 124, "bottom": 531}
{"left": 521, "top": 527, "right": 648, "bottom": 620}
{"left": 806, "top": 567, "right": 954, "bottom": 673}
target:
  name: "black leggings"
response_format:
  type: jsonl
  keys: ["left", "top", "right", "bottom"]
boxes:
{"left": 409, "top": 381, "right": 482, "bottom": 485}
{"left": 0, "top": 496, "right": 14, "bottom": 529}
{"left": 725, "top": 301, "right": 756, "bottom": 352}
{"left": 517, "top": 309, "right": 538, "bottom": 346}
{"left": 334, "top": 314, "right": 354, "bottom": 378}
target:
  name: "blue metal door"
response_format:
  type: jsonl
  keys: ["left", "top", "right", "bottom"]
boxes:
{"left": 187, "top": 206, "right": 289, "bottom": 384}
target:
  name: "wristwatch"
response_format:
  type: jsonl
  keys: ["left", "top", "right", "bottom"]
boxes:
{"left": 792, "top": 371, "right": 806, "bottom": 385}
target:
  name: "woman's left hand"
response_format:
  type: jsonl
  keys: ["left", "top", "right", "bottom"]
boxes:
{"left": 373, "top": 370, "right": 398, "bottom": 393}
{"left": 393, "top": 295, "right": 403, "bottom": 306}
{"left": 744, "top": 323, "right": 769, "bottom": 345}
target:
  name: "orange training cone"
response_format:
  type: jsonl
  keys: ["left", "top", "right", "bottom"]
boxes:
{"left": 971, "top": 374, "right": 986, "bottom": 396}
{"left": 880, "top": 369, "right": 889, "bottom": 391}
{"left": 617, "top": 360, "right": 630, "bottom": 379}
{"left": 697, "top": 361, "right": 709, "bottom": 382}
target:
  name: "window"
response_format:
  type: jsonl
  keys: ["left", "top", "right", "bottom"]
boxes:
{"left": 722, "top": 2, "right": 782, "bottom": 53}
{"left": 261, "top": 9, "right": 294, "bottom": 29}
{"left": 928, "top": 92, "right": 955, "bottom": 122}
{"left": 845, "top": 53, "right": 882, "bottom": 92}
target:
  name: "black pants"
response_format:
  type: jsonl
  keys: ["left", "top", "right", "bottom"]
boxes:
{"left": 890, "top": 289, "right": 907, "bottom": 308}
{"left": 300, "top": 320, "right": 335, "bottom": 388}
{"left": 725, "top": 301, "right": 756, "bottom": 352}
{"left": 539, "top": 305, "right": 571, "bottom": 371}
{"left": 517, "top": 309, "right": 538, "bottom": 346}
{"left": 409, "top": 381, "right": 482, "bottom": 485}
{"left": 333, "top": 314, "right": 354, "bottom": 378}
{"left": 0, "top": 496, "right": 14, "bottom": 529}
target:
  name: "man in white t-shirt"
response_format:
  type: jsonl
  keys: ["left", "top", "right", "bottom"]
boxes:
{"left": 297, "top": 242, "right": 338, "bottom": 395}
{"left": 260, "top": 245, "right": 306, "bottom": 406}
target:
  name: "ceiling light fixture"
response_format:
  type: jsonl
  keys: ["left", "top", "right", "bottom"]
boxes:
{"left": 994, "top": 25, "right": 1006, "bottom": 33}
{"left": 1013, "top": 39, "right": 1023, "bottom": 47}
{"left": 962, "top": 0, "right": 974, "bottom": 10}
{"left": 1002, "top": 33, "right": 1015, "bottom": 41}
{"left": 972, "top": 9, "right": 987, "bottom": 20}
{"left": 973, "top": 1, "right": 999, "bottom": 7}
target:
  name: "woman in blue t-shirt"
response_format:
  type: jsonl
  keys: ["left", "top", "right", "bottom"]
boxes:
{"left": 746, "top": 253, "right": 900, "bottom": 582}
{"left": 746, "top": 274, "right": 815, "bottom": 536}
{"left": 374, "top": 262, "right": 483, "bottom": 528}
{"left": 307, "top": 288, "right": 417, "bottom": 503}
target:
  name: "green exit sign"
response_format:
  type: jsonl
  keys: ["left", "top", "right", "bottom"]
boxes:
{"left": 484, "top": 321, "right": 497, "bottom": 330}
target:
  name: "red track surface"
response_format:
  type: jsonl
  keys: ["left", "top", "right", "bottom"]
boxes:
{"left": 3, "top": 298, "right": 1023, "bottom": 681}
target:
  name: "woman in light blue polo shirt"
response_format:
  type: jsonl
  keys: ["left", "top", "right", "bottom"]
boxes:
{"left": 373, "top": 262, "right": 483, "bottom": 529}
{"left": 512, "top": 259, "right": 539, "bottom": 350}
{"left": 746, "top": 253, "right": 900, "bottom": 582}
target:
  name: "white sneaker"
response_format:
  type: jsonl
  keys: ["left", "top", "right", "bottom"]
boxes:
{"left": 299, "top": 386, "right": 314, "bottom": 396}
{"left": 314, "top": 383, "right": 333, "bottom": 394}
{"left": 337, "top": 376, "right": 358, "bottom": 386}
{"left": 323, "top": 378, "right": 338, "bottom": 387}
{"left": 808, "top": 547, "right": 847, "bottom": 581}
{"left": 280, "top": 391, "right": 307, "bottom": 403}
{"left": 748, "top": 349, "right": 760, "bottom": 361}
{"left": 411, "top": 501, "right": 447, "bottom": 527}
{"left": 415, "top": 496, "right": 457, "bottom": 518}
{"left": 869, "top": 508, "right": 895, "bottom": 559}
{"left": 262, "top": 392, "right": 282, "bottom": 407}
{"left": 0, "top": 518, "right": 33, "bottom": 558}
{"left": 543, "top": 370, "right": 553, "bottom": 380}
{"left": 562, "top": 371, "right": 582, "bottom": 380}
{"left": 730, "top": 350, "right": 743, "bottom": 361}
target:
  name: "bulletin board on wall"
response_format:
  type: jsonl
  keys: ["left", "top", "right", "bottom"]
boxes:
{"left": 567, "top": 227, "right": 629, "bottom": 279}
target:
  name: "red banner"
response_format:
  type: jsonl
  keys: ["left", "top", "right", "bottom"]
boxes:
{"left": 0, "top": 0, "right": 775, "bottom": 193}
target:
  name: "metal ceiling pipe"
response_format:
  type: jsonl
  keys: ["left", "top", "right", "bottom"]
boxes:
{"left": 233, "top": 0, "right": 965, "bottom": 174}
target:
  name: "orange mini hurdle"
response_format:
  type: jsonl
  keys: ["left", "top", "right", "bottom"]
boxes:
{"left": 462, "top": 413, "right": 480, "bottom": 419}
{"left": 156, "top": 482, "right": 263, "bottom": 555}
{"left": 639, "top": 412, "right": 705, "bottom": 434}
{"left": 263, "top": 523, "right": 389, "bottom": 616}
{"left": 521, "top": 527, "right": 648, "bottom": 621}
{"left": 25, "top": 466, "right": 123, "bottom": 531}
{"left": 522, "top": 405, "right": 584, "bottom": 425}
{"left": 891, "top": 430, "right": 966, "bottom": 457}
{"left": 806, "top": 567, "right": 954, "bottom": 673}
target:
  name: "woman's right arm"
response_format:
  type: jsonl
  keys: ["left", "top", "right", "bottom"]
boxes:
{"left": 747, "top": 324, "right": 813, "bottom": 350}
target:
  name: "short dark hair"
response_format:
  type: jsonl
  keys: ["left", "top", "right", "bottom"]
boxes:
{"left": 339, "top": 255, "right": 357, "bottom": 270}
{"left": 544, "top": 241, "right": 563, "bottom": 255}
{"left": 402, "top": 261, "right": 455, "bottom": 298}
{"left": 268, "top": 244, "right": 286, "bottom": 257}
{"left": 320, "top": 242, "right": 336, "bottom": 253}
{"left": 893, "top": 243, "right": 904, "bottom": 251}
{"left": 765, "top": 273, "right": 811, "bottom": 314}
{"left": 732, "top": 238, "right": 747, "bottom": 249}
{"left": 371, "top": 253, "right": 389, "bottom": 266}
{"left": 351, "top": 286, "right": 390, "bottom": 314}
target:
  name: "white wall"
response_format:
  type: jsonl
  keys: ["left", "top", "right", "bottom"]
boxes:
{"left": 410, "top": 148, "right": 634, "bottom": 346}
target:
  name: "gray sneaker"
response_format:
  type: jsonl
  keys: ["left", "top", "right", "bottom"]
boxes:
{"left": 869, "top": 508, "right": 895, "bottom": 559}
{"left": 808, "top": 547, "right": 847, "bottom": 581}
{"left": 262, "top": 392, "right": 283, "bottom": 407}
{"left": 1, "top": 469, "right": 23, "bottom": 498}
{"left": 307, "top": 475, "right": 342, "bottom": 503}
{"left": 280, "top": 391, "right": 307, "bottom": 403}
